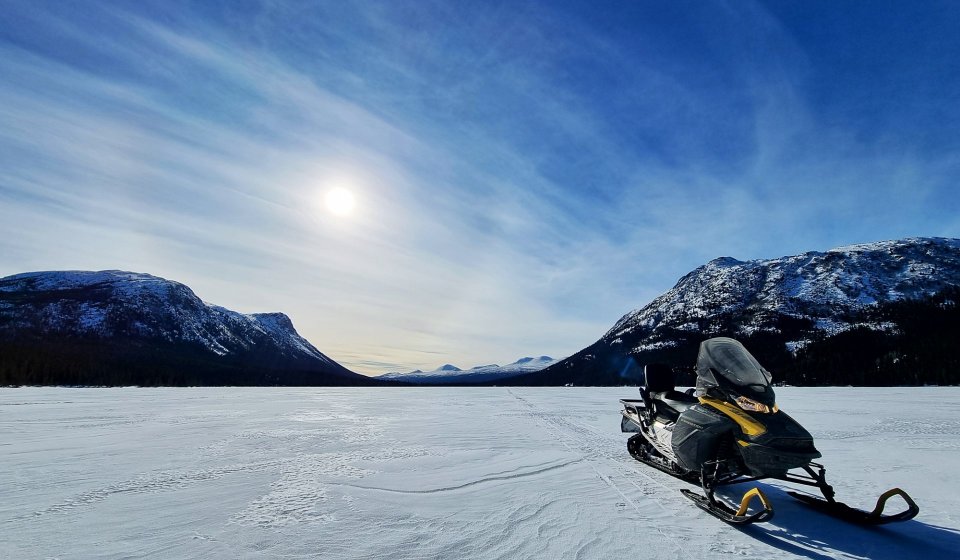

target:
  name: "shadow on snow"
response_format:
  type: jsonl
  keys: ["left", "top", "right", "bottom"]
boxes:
{"left": 711, "top": 483, "right": 960, "bottom": 560}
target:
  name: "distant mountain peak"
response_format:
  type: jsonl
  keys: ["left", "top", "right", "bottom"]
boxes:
{"left": 378, "top": 355, "right": 558, "bottom": 384}
{"left": 513, "top": 356, "right": 553, "bottom": 365}
{"left": 252, "top": 311, "right": 294, "bottom": 328}
{"left": 706, "top": 256, "right": 744, "bottom": 268}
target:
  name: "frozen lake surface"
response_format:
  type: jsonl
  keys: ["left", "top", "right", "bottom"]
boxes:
{"left": 3, "top": 387, "right": 960, "bottom": 559}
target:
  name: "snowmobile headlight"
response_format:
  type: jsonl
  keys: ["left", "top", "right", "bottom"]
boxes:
{"left": 735, "top": 396, "right": 771, "bottom": 414}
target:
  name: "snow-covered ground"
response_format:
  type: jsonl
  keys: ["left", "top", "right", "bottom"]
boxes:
{"left": 2, "top": 387, "right": 959, "bottom": 559}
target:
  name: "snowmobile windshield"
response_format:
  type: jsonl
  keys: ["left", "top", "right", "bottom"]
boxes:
{"left": 695, "top": 338, "right": 774, "bottom": 404}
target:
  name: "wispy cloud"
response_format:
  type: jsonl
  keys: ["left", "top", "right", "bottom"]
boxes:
{"left": 2, "top": 1, "right": 958, "bottom": 373}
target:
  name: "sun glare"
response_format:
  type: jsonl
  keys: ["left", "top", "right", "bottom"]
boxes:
{"left": 325, "top": 187, "right": 356, "bottom": 216}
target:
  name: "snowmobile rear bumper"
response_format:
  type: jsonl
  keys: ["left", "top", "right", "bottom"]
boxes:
{"left": 621, "top": 412, "right": 642, "bottom": 433}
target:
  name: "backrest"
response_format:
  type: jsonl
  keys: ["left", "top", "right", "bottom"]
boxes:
{"left": 644, "top": 363, "right": 675, "bottom": 393}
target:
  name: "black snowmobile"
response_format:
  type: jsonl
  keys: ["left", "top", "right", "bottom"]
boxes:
{"left": 620, "top": 337, "right": 919, "bottom": 525}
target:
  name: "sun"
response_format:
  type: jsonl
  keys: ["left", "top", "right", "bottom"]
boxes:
{"left": 324, "top": 187, "right": 356, "bottom": 216}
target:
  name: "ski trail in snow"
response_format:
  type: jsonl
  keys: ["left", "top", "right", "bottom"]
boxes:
{"left": 507, "top": 389, "right": 676, "bottom": 500}
{"left": 555, "top": 411, "right": 681, "bottom": 496}
{"left": 329, "top": 458, "right": 583, "bottom": 494}
{"left": 11, "top": 458, "right": 288, "bottom": 522}
{"left": 507, "top": 389, "right": 685, "bottom": 556}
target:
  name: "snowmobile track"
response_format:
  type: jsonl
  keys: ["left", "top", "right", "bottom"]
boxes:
{"left": 508, "top": 390, "right": 688, "bottom": 552}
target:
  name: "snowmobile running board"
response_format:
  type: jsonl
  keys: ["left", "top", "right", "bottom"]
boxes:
{"left": 787, "top": 487, "right": 920, "bottom": 525}
{"left": 681, "top": 487, "right": 774, "bottom": 525}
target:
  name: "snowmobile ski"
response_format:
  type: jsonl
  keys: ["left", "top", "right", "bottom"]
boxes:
{"left": 787, "top": 488, "right": 919, "bottom": 525}
{"left": 681, "top": 487, "right": 774, "bottom": 525}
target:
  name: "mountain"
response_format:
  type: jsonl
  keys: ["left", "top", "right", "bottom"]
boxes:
{"left": 511, "top": 237, "right": 960, "bottom": 386}
{"left": 380, "top": 356, "right": 557, "bottom": 384}
{"left": 0, "top": 270, "right": 381, "bottom": 386}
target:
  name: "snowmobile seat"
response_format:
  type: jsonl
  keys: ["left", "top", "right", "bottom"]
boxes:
{"left": 651, "top": 390, "right": 698, "bottom": 422}
{"left": 642, "top": 364, "right": 697, "bottom": 420}
{"left": 640, "top": 363, "right": 672, "bottom": 409}
{"left": 661, "top": 389, "right": 698, "bottom": 405}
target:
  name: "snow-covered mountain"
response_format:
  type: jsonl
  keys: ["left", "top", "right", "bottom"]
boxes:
{"left": 514, "top": 237, "right": 960, "bottom": 386}
{"left": 0, "top": 270, "right": 371, "bottom": 385}
{"left": 608, "top": 237, "right": 960, "bottom": 353}
{"left": 380, "top": 356, "right": 557, "bottom": 384}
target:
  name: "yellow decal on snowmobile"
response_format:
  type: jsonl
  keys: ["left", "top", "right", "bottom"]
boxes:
{"left": 737, "top": 439, "right": 750, "bottom": 447}
{"left": 699, "top": 396, "right": 768, "bottom": 437}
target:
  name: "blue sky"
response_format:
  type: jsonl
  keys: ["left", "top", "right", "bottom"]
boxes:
{"left": 2, "top": 1, "right": 959, "bottom": 374}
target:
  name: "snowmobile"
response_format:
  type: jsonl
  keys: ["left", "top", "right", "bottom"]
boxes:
{"left": 620, "top": 337, "right": 920, "bottom": 526}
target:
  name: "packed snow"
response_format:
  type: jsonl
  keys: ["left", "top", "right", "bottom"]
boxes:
{"left": 2, "top": 387, "right": 959, "bottom": 559}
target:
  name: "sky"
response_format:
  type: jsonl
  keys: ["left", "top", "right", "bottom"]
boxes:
{"left": 1, "top": 1, "right": 959, "bottom": 375}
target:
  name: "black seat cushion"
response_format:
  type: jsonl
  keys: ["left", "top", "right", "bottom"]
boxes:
{"left": 650, "top": 389, "right": 698, "bottom": 422}
{"left": 663, "top": 389, "right": 698, "bottom": 404}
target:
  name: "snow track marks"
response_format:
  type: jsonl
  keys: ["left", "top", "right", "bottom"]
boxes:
{"left": 507, "top": 390, "right": 686, "bottom": 556}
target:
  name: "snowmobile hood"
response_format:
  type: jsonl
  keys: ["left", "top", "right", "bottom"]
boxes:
{"left": 695, "top": 337, "right": 775, "bottom": 406}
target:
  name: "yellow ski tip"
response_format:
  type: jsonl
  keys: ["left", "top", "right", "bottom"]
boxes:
{"left": 870, "top": 488, "right": 919, "bottom": 519}
{"left": 736, "top": 487, "right": 774, "bottom": 517}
